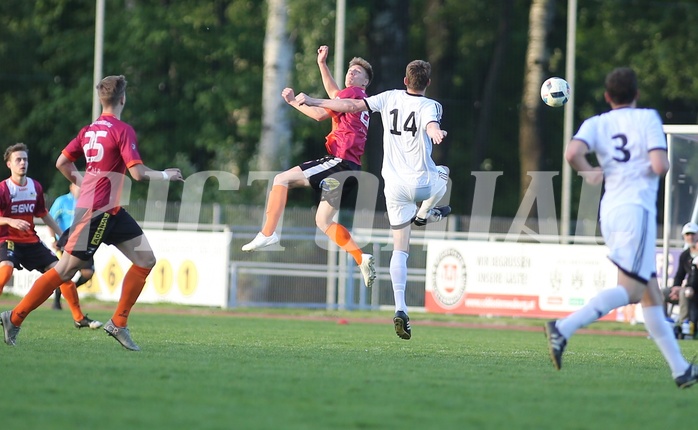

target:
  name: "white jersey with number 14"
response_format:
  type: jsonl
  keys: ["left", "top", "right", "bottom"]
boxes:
{"left": 364, "top": 90, "right": 443, "bottom": 187}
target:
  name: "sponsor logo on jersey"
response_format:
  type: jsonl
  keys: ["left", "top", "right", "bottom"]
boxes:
{"left": 10, "top": 203, "right": 35, "bottom": 214}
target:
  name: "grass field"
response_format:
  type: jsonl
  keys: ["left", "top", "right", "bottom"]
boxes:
{"left": 0, "top": 301, "right": 696, "bottom": 430}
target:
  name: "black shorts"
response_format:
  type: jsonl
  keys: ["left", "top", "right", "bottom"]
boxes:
{"left": 55, "top": 248, "right": 95, "bottom": 271}
{"left": 60, "top": 207, "right": 144, "bottom": 261}
{"left": 300, "top": 156, "right": 360, "bottom": 208}
{"left": 0, "top": 240, "right": 57, "bottom": 272}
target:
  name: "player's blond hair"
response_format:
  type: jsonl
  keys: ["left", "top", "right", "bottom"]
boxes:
{"left": 97, "top": 75, "right": 128, "bottom": 107}
{"left": 349, "top": 57, "right": 373, "bottom": 86}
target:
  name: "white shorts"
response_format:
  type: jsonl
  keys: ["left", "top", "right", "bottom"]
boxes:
{"left": 385, "top": 166, "right": 449, "bottom": 228}
{"left": 600, "top": 204, "right": 657, "bottom": 283}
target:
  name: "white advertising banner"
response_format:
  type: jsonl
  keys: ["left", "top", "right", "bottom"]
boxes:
{"left": 6, "top": 227, "right": 231, "bottom": 308}
{"left": 425, "top": 240, "right": 620, "bottom": 319}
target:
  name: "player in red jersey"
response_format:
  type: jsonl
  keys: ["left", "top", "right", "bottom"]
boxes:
{"left": 0, "top": 75, "right": 183, "bottom": 350}
{"left": 0, "top": 143, "right": 101, "bottom": 329}
{"left": 242, "top": 45, "right": 377, "bottom": 289}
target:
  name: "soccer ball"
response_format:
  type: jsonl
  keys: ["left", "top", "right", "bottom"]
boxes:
{"left": 540, "top": 77, "right": 570, "bottom": 107}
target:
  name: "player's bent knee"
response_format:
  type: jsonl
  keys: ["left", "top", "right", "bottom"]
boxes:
{"left": 132, "top": 252, "right": 156, "bottom": 269}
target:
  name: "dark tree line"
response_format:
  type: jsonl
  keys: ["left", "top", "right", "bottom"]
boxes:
{"left": 1, "top": 0, "right": 697, "bottom": 220}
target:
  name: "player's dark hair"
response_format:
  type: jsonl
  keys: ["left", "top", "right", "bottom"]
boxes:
{"left": 4, "top": 143, "right": 28, "bottom": 162}
{"left": 405, "top": 60, "right": 431, "bottom": 91}
{"left": 605, "top": 67, "right": 637, "bottom": 105}
{"left": 97, "top": 75, "right": 128, "bottom": 107}
{"left": 349, "top": 57, "right": 373, "bottom": 86}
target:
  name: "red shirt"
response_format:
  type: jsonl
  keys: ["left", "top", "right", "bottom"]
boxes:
{"left": 0, "top": 178, "right": 47, "bottom": 244}
{"left": 325, "top": 86, "right": 369, "bottom": 165}
{"left": 62, "top": 113, "right": 143, "bottom": 214}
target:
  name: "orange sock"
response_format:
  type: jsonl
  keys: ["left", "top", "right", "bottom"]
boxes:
{"left": 0, "top": 264, "right": 14, "bottom": 294}
{"left": 111, "top": 265, "right": 152, "bottom": 327}
{"left": 12, "top": 268, "right": 63, "bottom": 326}
{"left": 59, "top": 281, "right": 84, "bottom": 322}
{"left": 325, "top": 222, "right": 364, "bottom": 264}
{"left": 261, "top": 185, "right": 288, "bottom": 236}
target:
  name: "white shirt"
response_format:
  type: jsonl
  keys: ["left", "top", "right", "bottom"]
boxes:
{"left": 573, "top": 107, "right": 667, "bottom": 215}
{"left": 364, "top": 90, "right": 442, "bottom": 186}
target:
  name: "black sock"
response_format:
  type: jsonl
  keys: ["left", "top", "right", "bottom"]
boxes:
{"left": 76, "top": 275, "right": 90, "bottom": 288}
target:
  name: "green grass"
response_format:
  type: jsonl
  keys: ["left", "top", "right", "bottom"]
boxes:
{"left": 0, "top": 305, "right": 696, "bottom": 430}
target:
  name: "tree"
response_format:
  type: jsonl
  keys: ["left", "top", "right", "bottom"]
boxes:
{"left": 365, "top": 0, "right": 410, "bottom": 210}
{"left": 518, "top": 0, "right": 554, "bottom": 201}
{"left": 256, "top": 0, "right": 293, "bottom": 172}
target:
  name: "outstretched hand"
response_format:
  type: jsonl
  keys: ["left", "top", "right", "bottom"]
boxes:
{"left": 426, "top": 123, "right": 448, "bottom": 145}
{"left": 431, "top": 129, "right": 448, "bottom": 144}
{"left": 164, "top": 168, "right": 184, "bottom": 182}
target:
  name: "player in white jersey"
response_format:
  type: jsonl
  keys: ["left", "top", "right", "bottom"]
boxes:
{"left": 297, "top": 60, "right": 451, "bottom": 340}
{"left": 544, "top": 67, "right": 698, "bottom": 388}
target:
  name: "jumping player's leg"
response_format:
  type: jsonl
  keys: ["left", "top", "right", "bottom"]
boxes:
{"left": 384, "top": 183, "right": 415, "bottom": 339}
{"left": 415, "top": 166, "right": 450, "bottom": 220}
{"left": 390, "top": 226, "right": 411, "bottom": 313}
{"left": 318, "top": 201, "right": 375, "bottom": 288}
{"left": 243, "top": 166, "right": 308, "bottom": 251}
{"left": 317, "top": 202, "right": 363, "bottom": 265}
{"left": 263, "top": 167, "right": 308, "bottom": 235}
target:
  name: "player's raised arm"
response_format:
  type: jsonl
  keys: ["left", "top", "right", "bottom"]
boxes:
{"left": 297, "top": 93, "right": 367, "bottom": 113}
{"left": 316, "top": 45, "right": 341, "bottom": 99}
{"left": 282, "top": 88, "right": 330, "bottom": 122}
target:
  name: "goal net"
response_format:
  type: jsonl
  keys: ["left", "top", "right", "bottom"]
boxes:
{"left": 661, "top": 125, "right": 698, "bottom": 288}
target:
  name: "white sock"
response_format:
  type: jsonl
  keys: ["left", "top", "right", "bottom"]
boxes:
{"left": 643, "top": 305, "right": 689, "bottom": 378}
{"left": 390, "top": 250, "right": 409, "bottom": 312}
{"left": 557, "top": 286, "right": 629, "bottom": 339}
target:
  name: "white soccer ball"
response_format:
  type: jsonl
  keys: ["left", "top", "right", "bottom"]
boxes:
{"left": 540, "top": 77, "right": 570, "bottom": 107}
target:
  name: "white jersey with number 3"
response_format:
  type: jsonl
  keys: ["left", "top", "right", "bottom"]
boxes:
{"left": 364, "top": 90, "right": 443, "bottom": 186}
{"left": 573, "top": 107, "right": 667, "bottom": 215}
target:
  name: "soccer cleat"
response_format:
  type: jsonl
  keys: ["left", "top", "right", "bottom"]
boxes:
{"left": 393, "top": 310, "right": 412, "bottom": 340}
{"left": 104, "top": 319, "right": 141, "bottom": 351}
{"left": 242, "top": 232, "right": 280, "bottom": 252}
{"left": 675, "top": 363, "right": 698, "bottom": 389}
{"left": 0, "top": 310, "right": 20, "bottom": 346}
{"left": 545, "top": 320, "right": 567, "bottom": 370}
{"left": 358, "top": 254, "right": 376, "bottom": 288}
{"left": 74, "top": 314, "right": 103, "bottom": 330}
{"left": 413, "top": 205, "right": 452, "bottom": 227}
